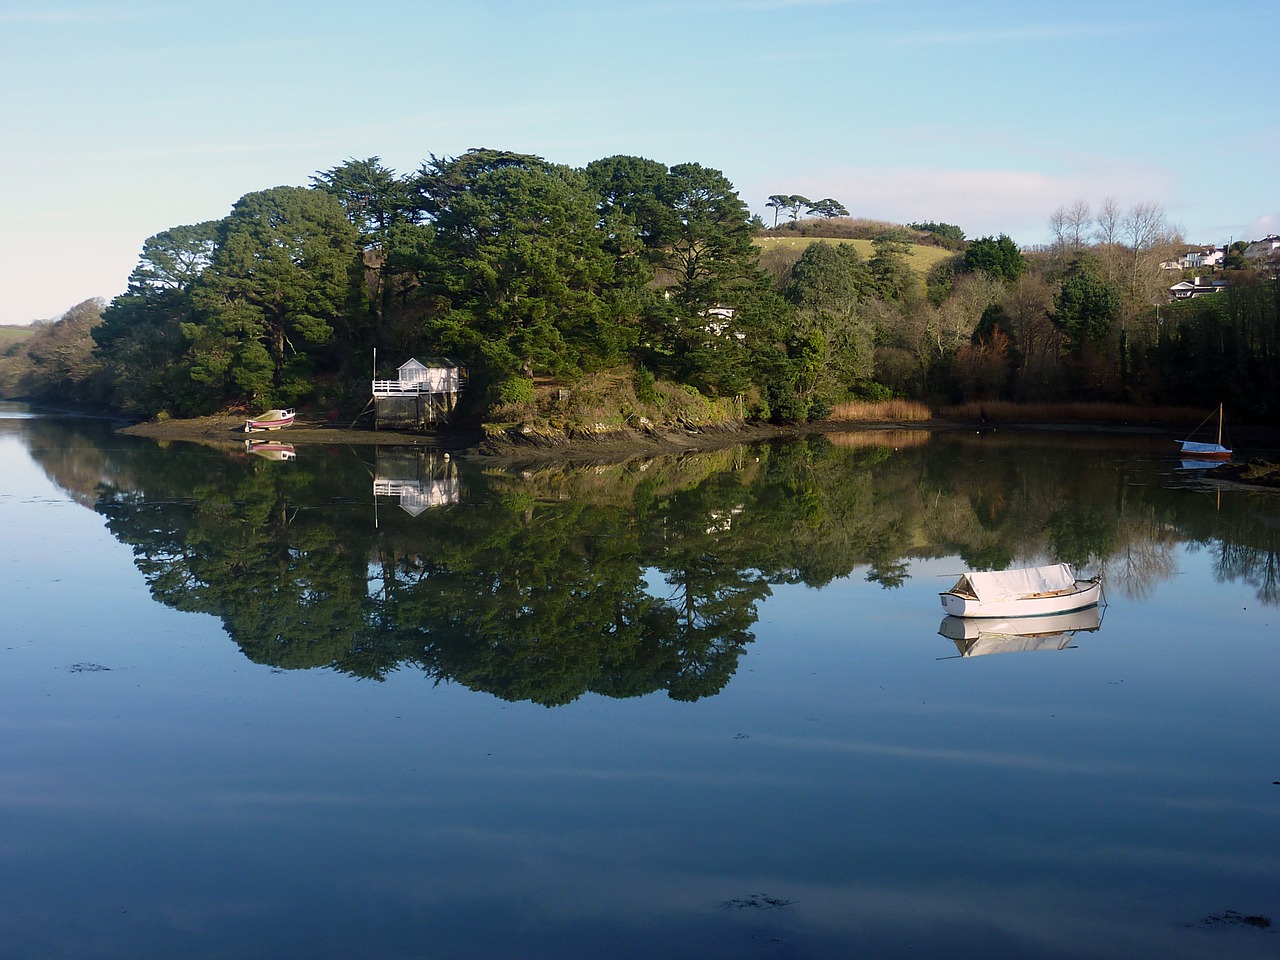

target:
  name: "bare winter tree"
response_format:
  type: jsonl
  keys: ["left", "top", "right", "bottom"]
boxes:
{"left": 1094, "top": 197, "right": 1122, "bottom": 247}
{"left": 1121, "top": 201, "right": 1168, "bottom": 254}
{"left": 1120, "top": 202, "right": 1183, "bottom": 349}
{"left": 1051, "top": 199, "right": 1092, "bottom": 252}
{"left": 1064, "top": 199, "right": 1092, "bottom": 248}
{"left": 1088, "top": 197, "right": 1126, "bottom": 285}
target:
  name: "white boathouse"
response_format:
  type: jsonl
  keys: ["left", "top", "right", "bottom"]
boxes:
{"left": 372, "top": 357, "right": 465, "bottom": 429}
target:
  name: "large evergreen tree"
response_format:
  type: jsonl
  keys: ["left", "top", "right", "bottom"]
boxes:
{"left": 92, "top": 222, "right": 220, "bottom": 414}
{"left": 186, "top": 186, "right": 360, "bottom": 408}
{"left": 962, "top": 234, "right": 1027, "bottom": 283}
{"left": 410, "top": 150, "right": 625, "bottom": 390}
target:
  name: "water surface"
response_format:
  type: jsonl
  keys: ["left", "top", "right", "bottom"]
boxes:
{"left": 1, "top": 406, "right": 1276, "bottom": 959}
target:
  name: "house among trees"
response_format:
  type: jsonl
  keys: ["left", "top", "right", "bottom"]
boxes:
{"left": 1161, "top": 246, "right": 1225, "bottom": 271}
{"left": 371, "top": 357, "right": 465, "bottom": 429}
{"left": 703, "top": 305, "right": 745, "bottom": 341}
{"left": 1169, "top": 276, "right": 1229, "bottom": 300}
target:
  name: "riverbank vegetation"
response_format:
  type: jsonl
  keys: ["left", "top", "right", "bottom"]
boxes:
{"left": 2, "top": 148, "right": 1277, "bottom": 431}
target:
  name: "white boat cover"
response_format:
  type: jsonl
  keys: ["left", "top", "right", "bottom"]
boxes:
{"left": 965, "top": 633, "right": 1073, "bottom": 656}
{"left": 949, "top": 563, "right": 1076, "bottom": 603}
{"left": 1181, "top": 441, "right": 1230, "bottom": 456}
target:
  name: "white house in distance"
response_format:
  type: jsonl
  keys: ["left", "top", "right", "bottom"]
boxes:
{"left": 1161, "top": 245, "right": 1225, "bottom": 271}
{"left": 1169, "top": 276, "right": 1229, "bottom": 300}
{"left": 371, "top": 357, "right": 465, "bottom": 429}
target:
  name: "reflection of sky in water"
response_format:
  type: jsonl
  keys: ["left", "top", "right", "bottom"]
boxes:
{"left": 1, "top": 420, "right": 1277, "bottom": 959}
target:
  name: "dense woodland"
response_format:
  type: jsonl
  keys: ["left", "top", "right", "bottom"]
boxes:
{"left": 3, "top": 149, "right": 1278, "bottom": 424}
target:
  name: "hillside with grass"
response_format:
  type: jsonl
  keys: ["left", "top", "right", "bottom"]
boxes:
{"left": 756, "top": 234, "right": 956, "bottom": 284}
{"left": 0, "top": 325, "right": 34, "bottom": 348}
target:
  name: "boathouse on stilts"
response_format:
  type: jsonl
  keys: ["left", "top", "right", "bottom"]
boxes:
{"left": 366, "top": 356, "right": 465, "bottom": 430}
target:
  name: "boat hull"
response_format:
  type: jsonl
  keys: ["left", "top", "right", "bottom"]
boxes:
{"left": 244, "top": 409, "right": 295, "bottom": 432}
{"left": 1179, "top": 441, "right": 1230, "bottom": 459}
{"left": 939, "top": 580, "right": 1102, "bottom": 619}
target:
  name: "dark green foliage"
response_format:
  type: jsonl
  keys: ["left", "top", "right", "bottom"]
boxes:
{"left": 92, "top": 222, "right": 220, "bottom": 414}
{"left": 1047, "top": 505, "right": 1116, "bottom": 568}
{"left": 1137, "top": 274, "right": 1280, "bottom": 416}
{"left": 963, "top": 234, "right": 1027, "bottom": 283}
{"left": 806, "top": 198, "right": 849, "bottom": 219}
{"left": 925, "top": 253, "right": 963, "bottom": 306}
{"left": 1052, "top": 257, "right": 1121, "bottom": 350}
{"left": 493, "top": 375, "right": 535, "bottom": 407}
{"left": 183, "top": 187, "right": 360, "bottom": 409}
{"left": 660, "top": 163, "right": 758, "bottom": 305}
{"left": 72, "top": 147, "right": 846, "bottom": 420}
{"left": 311, "top": 157, "right": 414, "bottom": 247}
{"left": 910, "top": 221, "right": 966, "bottom": 245}
{"left": 785, "top": 241, "right": 868, "bottom": 309}
{"left": 782, "top": 242, "right": 874, "bottom": 406}
{"left": 411, "top": 150, "right": 624, "bottom": 381}
{"left": 583, "top": 154, "right": 671, "bottom": 262}
{"left": 633, "top": 364, "right": 658, "bottom": 405}
{"left": 867, "top": 233, "right": 919, "bottom": 303}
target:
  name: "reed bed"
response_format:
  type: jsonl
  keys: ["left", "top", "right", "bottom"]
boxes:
{"left": 939, "top": 401, "right": 1211, "bottom": 426}
{"left": 827, "top": 399, "right": 934, "bottom": 422}
{"left": 825, "top": 429, "right": 932, "bottom": 450}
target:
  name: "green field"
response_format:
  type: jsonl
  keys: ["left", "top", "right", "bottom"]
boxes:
{"left": 755, "top": 235, "right": 956, "bottom": 276}
{"left": 0, "top": 325, "right": 35, "bottom": 346}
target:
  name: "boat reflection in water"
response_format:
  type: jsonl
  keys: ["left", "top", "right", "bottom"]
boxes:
{"left": 938, "top": 606, "right": 1104, "bottom": 659}
{"left": 244, "top": 439, "right": 296, "bottom": 461}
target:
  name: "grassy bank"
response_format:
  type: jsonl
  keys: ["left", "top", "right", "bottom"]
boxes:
{"left": 754, "top": 235, "right": 955, "bottom": 279}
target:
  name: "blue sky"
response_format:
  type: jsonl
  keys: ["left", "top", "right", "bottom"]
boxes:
{"left": 2, "top": 0, "right": 1276, "bottom": 325}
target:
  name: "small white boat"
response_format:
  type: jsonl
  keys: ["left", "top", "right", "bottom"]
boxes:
{"left": 939, "top": 563, "right": 1102, "bottom": 618}
{"left": 245, "top": 408, "right": 295, "bottom": 432}
{"left": 1179, "top": 403, "right": 1231, "bottom": 460}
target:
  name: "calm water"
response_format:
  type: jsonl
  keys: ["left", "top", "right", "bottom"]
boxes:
{"left": 1, "top": 405, "right": 1277, "bottom": 959}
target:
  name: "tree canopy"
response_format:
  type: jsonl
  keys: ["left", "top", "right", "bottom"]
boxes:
{"left": 36, "top": 147, "right": 1276, "bottom": 426}
{"left": 185, "top": 186, "right": 360, "bottom": 407}
{"left": 962, "top": 234, "right": 1027, "bottom": 283}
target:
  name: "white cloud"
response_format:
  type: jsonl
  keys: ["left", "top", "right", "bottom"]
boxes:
{"left": 1246, "top": 212, "right": 1280, "bottom": 239}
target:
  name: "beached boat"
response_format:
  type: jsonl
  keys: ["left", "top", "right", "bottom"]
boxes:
{"left": 938, "top": 606, "right": 1102, "bottom": 657}
{"left": 244, "top": 408, "right": 295, "bottom": 432}
{"left": 939, "top": 563, "right": 1102, "bottom": 618}
{"left": 1179, "top": 403, "right": 1231, "bottom": 460}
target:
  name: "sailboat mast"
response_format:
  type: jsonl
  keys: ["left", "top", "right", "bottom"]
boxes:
{"left": 1217, "top": 403, "right": 1223, "bottom": 447}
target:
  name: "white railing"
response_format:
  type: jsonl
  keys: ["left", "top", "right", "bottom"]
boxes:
{"left": 372, "top": 371, "right": 464, "bottom": 395}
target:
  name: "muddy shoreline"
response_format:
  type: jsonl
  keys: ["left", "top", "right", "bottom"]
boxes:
{"left": 116, "top": 412, "right": 1231, "bottom": 466}
{"left": 119, "top": 413, "right": 839, "bottom": 465}
{"left": 112, "top": 412, "right": 1280, "bottom": 487}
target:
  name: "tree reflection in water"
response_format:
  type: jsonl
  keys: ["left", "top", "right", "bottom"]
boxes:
{"left": 26, "top": 419, "right": 1267, "bottom": 703}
